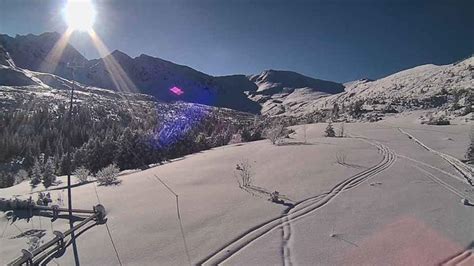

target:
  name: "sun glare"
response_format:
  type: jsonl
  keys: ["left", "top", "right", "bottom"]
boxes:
{"left": 63, "top": 0, "right": 96, "bottom": 31}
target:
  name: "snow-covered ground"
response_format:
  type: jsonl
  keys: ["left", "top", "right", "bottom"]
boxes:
{"left": 1, "top": 117, "right": 472, "bottom": 265}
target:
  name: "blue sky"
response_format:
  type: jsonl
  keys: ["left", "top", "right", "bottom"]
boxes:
{"left": 1, "top": 0, "right": 473, "bottom": 82}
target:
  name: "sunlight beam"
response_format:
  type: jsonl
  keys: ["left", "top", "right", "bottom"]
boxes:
{"left": 39, "top": 29, "right": 74, "bottom": 74}
{"left": 89, "top": 29, "right": 139, "bottom": 93}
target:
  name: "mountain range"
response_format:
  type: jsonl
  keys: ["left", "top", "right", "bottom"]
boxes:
{"left": 0, "top": 32, "right": 472, "bottom": 118}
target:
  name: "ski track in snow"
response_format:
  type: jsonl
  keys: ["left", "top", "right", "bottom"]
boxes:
{"left": 199, "top": 138, "right": 396, "bottom": 265}
{"left": 396, "top": 154, "right": 472, "bottom": 201}
{"left": 398, "top": 128, "right": 473, "bottom": 185}
{"left": 441, "top": 248, "right": 474, "bottom": 266}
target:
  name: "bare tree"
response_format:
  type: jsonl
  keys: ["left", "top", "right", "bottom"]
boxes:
{"left": 302, "top": 124, "right": 307, "bottom": 143}
{"left": 265, "top": 123, "right": 285, "bottom": 145}
{"left": 336, "top": 152, "right": 347, "bottom": 165}
{"left": 339, "top": 123, "right": 345, "bottom": 138}
{"left": 235, "top": 160, "right": 253, "bottom": 188}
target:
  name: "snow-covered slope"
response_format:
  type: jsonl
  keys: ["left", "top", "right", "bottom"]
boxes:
{"left": 245, "top": 70, "right": 345, "bottom": 116}
{"left": 1, "top": 121, "right": 472, "bottom": 265}
{"left": 249, "top": 69, "right": 344, "bottom": 95}
{"left": 0, "top": 46, "right": 49, "bottom": 87}
{"left": 288, "top": 57, "right": 474, "bottom": 119}
{"left": 344, "top": 59, "right": 473, "bottom": 98}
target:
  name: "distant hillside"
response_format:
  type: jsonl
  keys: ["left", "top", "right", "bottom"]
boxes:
{"left": 300, "top": 57, "right": 474, "bottom": 121}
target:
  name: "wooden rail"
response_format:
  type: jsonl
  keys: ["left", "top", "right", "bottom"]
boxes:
{"left": 2, "top": 198, "right": 106, "bottom": 265}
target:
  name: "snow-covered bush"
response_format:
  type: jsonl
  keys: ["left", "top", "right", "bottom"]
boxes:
{"left": 73, "top": 166, "right": 90, "bottom": 183}
{"left": 96, "top": 164, "right": 120, "bottom": 185}
{"left": 269, "top": 191, "right": 281, "bottom": 203}
{"left": 228, "top": 133, "right": 243, "bottom": 144}
{"left": 14, "top": 169, "right": 29, "bottom": 185}
{"left": 26, "top": 236, "right": 41, "bottom": 251}
{"left": 240, "top": 127, "right": 263, "bottom": 142}
{"left": 426, "top": 115, "right": 450, "bottom": 125}
{"left": 325, "top": 123, "right": 336, "bottom": 137}
{"left": 36, "top": 192, "right": 52, "bottom": 206}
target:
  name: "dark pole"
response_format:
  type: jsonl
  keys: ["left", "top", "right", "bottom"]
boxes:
{"left": 66, "top": 62, "right": 81, "bottom": 265}
{"left": 67, "top": 66, "right": 75, "bottom": 229}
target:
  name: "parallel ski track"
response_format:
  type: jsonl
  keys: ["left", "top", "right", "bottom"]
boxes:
{"left": 199, "top": 139, "right": 396, "bottom": 265}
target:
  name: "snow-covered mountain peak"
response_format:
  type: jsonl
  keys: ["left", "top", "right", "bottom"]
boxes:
{"left": 249, "top": 69, "right": 345, "bottom": 95}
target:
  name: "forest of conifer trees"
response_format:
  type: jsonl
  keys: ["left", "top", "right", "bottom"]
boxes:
{"left": 0, "top": 95, "right": 263, "bottom": 188}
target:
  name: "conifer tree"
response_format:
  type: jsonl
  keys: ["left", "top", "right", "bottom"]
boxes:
{"left": 467, "top": 127, "right": 474, "bottom": 164}
{"left": 30, "top": 159, "right": 42, "bottom": 188}
{"left": 42, "top": 157, "right": 55, "bottom": 188}
{"left": 325, "top": 122, "right": 336, "bottom": 137}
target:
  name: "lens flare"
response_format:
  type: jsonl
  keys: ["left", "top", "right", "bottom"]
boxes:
{"left": 63, "top": 0, "right": 96, "bottom": 31}
{"left": 170, "top": 86, "right": 184, "bottom": 96}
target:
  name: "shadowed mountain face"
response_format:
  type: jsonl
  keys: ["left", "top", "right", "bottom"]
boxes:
{"left": 0, "top": 46, "right": 38, "bottom": 86}
{"left": 0, "top": 32, "right": 345, "bottom": 114}
{"left": 0, "top": 32, "right": 87, "bottom": 79}
{"left": 76, "top": 51, "right": 263, "bottom": 113}
{"left": 0, "top": 46, "right": 12, "bottom": 67}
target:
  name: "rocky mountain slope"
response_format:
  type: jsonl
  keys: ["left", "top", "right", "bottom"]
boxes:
{"left": 301, "top": 57, "right": 473, "bottom": 121}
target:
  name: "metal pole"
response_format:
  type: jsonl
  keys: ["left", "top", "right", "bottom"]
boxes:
{"left": 66, "top": 63, "right": 80, "bottom": 265}
{"left": 67, "top": 67, "right": 75, "bottom": 233}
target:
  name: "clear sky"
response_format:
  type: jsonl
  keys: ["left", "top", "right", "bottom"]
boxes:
{"left": 0, "top": 0, "right": 473, "bottom": 82}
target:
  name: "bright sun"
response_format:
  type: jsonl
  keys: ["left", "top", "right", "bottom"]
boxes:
{"left": 63, "top": 0, "right": 96, "bottom": 31}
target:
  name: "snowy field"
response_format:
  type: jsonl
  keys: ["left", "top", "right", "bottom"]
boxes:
{"left": 1, "top": 117, "right": 473, "bottom": 265}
